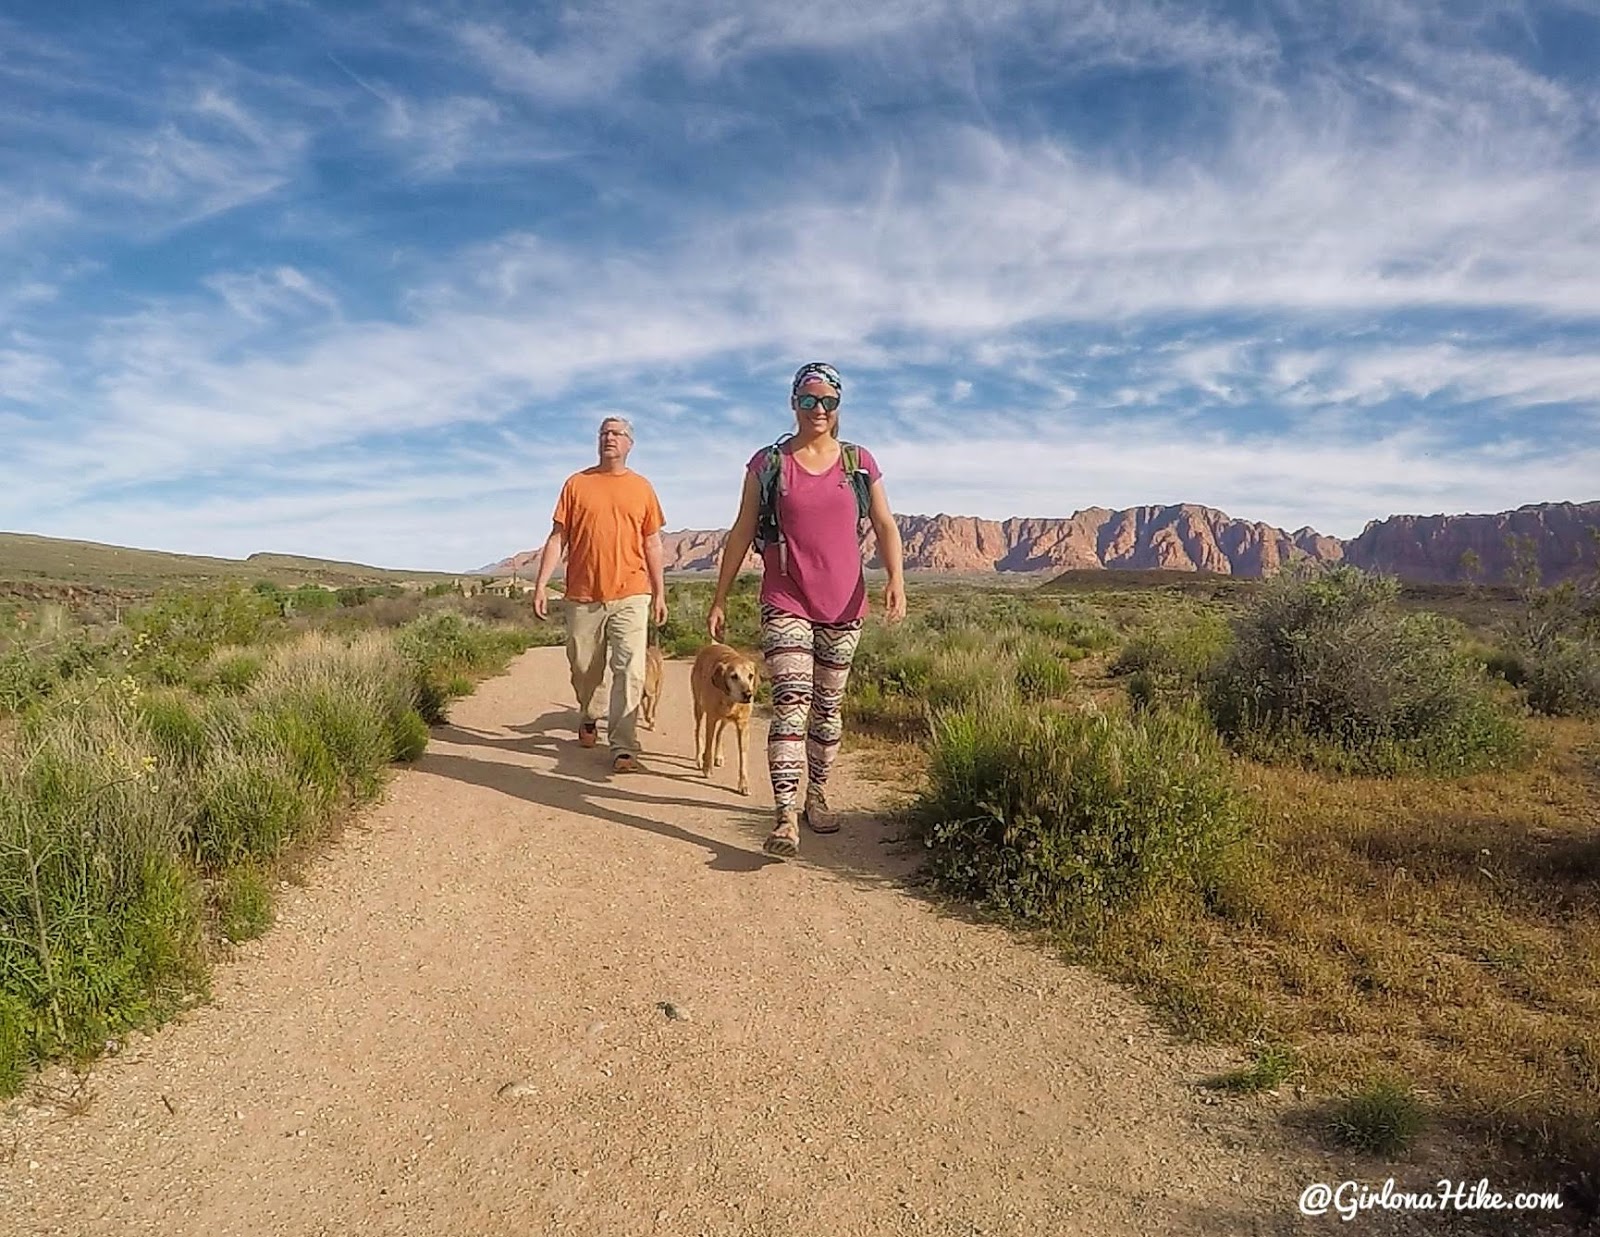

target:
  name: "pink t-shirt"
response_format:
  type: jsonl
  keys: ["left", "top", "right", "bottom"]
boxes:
{"left": 746, "top": 443, "right": 882, "bottom": 624}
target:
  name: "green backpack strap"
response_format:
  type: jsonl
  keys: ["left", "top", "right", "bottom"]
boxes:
{"left": 753, "top": 436, "right": 790, "bottom": 560}
{"left": 839, "top": 441, "right": 872, "bottom": 525}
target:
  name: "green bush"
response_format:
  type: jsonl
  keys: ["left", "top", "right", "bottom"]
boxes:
{"left": 194, "top": 647, "right": 264, "bottom": 695}
{"left": 126, "top": 586, "right": 281, "bottom": 682}
{"left": 1521, "top": 639, "right": 1600, "bottom": 717}
{"left": 917, "top": 698, "right": 1247, "bottom": 921}
{"left": 217, "top": 865, "right": 274, "bottom": 943}
{"left": 193, "top": 748, "right": 312, "bottom": 865}
{"left": 1018, "top": 606, "right": 1116, "bottom": 651}
{"left": 390, "top": 710, "right": 431, "bottom": 761}
{"left": 1209, "top": 1043, "right": 1299, "bottom": 1094}
{"left": 0, "top": 710, "right": 204, "bottom": 1074}
{"left": 136, "top": 689, "right": 209, "bottom": 769}
{"left": 1112, "top": 610, "right": 1233, "bottom": 710}
{"left": 1206, "top": 566, "right": 1524, "bottom": 775}
{"left": 926, "top": 648, "right": 1010, "bottom": 711}
{"left": 1498, "top": 572, "right": 1600, "bottom": 716}
{"left": 1332, "top": 1079, "right": 1427, "bottom": 1155}
{"left": 0, "top": 992, "right": 29, "bottom": 1095}
{"left": 1014, "top": 639, "right": 1074, "bottom": 701}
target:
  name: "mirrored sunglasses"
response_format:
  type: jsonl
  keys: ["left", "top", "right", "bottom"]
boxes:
{"left": 795, "top": 394, "right": 840, "bottom": 412}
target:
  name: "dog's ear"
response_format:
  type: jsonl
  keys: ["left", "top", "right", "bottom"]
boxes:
{"left": 711, "top": 661, "right": 726, "bottom": 690}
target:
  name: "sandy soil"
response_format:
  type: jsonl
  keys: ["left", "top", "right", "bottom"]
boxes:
{"left": 0, "top": 648, "right": 1539, "bottom": 1235}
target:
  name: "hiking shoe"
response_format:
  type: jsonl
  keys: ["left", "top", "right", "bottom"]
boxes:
{"left": 763, "top": 807, "right": 800, "bottom": 858}
{"left": 579, "top": 721, "right": 598, "bottom": 748}
{"left": 612, "top": 752, "right": 640, "bottom": 774}
{"left": 803, "top": 785, "right": 839, "bottom": 834}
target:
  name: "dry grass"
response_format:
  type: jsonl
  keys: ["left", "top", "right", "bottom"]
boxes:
{"left": 1065, "top": 716, "right": 1600, "bottom": 1171}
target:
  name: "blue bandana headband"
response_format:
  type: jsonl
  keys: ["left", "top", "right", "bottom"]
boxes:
{"left": 791, "top": 362, "right": 842, "bottom": 399}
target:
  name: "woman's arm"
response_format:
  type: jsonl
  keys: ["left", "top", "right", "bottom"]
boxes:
{"left": 867, "top": 478, "right": 907, "bottom": 622}
{"left": 708, "top": 469, "right": 762, "bottom": 639}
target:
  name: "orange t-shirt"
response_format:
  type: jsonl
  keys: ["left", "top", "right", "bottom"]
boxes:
{"left": 552, "top": 468, "right": 666, "bottom": 603}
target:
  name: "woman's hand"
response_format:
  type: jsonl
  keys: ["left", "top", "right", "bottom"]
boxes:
{"left": 707, "top": 602, "right": 726, "bottom": 641}
{"left": 884, "top": 579, "right": 907, "bottom": 623}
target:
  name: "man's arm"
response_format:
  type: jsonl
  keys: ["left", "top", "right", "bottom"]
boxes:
{"left": 532, "top": 522, "right": 564, "bottom": 618}
{"left": 644, "top": 529, "right": 666, "bottom": 625}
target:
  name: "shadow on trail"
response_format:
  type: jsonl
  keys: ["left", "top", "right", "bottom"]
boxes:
{"left": 420, "top": 700, "right": 926, "bottom": 892}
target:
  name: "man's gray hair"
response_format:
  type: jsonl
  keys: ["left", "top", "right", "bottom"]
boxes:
{"left": 598, "top": 416, "right": 634, "bottom": 439}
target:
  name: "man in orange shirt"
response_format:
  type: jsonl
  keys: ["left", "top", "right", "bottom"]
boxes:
{"left": 533, "top": 418, "right": 668, "bottom": 772}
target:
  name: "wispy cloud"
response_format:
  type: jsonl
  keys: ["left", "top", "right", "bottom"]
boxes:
{"left": 1, "top": 0, "right": 1598, "bottom": 568}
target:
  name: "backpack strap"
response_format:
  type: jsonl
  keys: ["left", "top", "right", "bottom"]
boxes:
{"left": 839, "top": 441, "right": 872, "bottom": 526}
{"left": 753, "top": 435, "right": 793, "bottom": 573}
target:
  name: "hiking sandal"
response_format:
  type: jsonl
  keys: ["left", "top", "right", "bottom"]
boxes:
{"left": 763, "top": 808, "right": 800, "bottom": 858}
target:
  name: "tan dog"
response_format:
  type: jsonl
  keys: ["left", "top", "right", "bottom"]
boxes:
{"left": 690, "top": 642, "right": 760, "bottom": 795}
{"left": 640, "top": 645, "right": 663, "bottom": 730}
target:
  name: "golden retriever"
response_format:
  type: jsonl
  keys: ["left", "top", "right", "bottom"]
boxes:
{"left": 640, "top": 645, "right": 664, "bottom": 730}
{"left": 690, "top": 642, "right": 760, "bottom": 794}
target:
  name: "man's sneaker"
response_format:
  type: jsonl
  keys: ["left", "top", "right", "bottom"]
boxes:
{"left": 612, "top": 752, "right": 640, "bottom": 773}
{"left": 579, "top": 721, "right": 598, "bottom": 748}
{"left": 803, "top": 785, "right": 840, "bottom": 833}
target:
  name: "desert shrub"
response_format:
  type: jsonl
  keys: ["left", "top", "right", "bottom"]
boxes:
{"left": 1332, "top": 1079, "right": 1427, "bottom": 1155}
{"left": 216, "top": 864, "right": 274, "bottom": 943}
{"left": 1521, "top": 641, "right": 1600, "bottom": 716}
{"left": 1013, "top": 637, "right": 1074, "bottom": 701}
{"left": 192, "top": 746, "right": 313, "bottom": 865}
{"left": 1206, "top": 566, "right": 1524, "bottom": 775}
{"left": 125, "top": 586, "right": 281, "bottom": 683}
{"left": 1018, "top": 606, "right": 1117, "bottom": 651}
{"left": 325, "top": 595, "right": 424, "bottom": 630}
{"left": 458, "top": 593, "right": 525, "bottom": 623}
{"left": 917, "top": 697, "right": 1247, "bottom": 921}
{"left": 657, "top": 577, "right": 761, "bottom": 658}
{"left": 0, "top": 610, "right": 113, "bottom": 715}
{"left": 193, "top": 646, "right": 264, "bottom": 695}
{"left": 250, "top": 633, "right": 417, "bottom": 801}
{"left": 926, "top": 648, "right": 1010, "bottom": 711}
{"left": 1208, "top": 1043, "right": 1299, "bottom": 1094}
{"left": 135, "top": 689, "right": 209, "bottom": 769}
{"left": 1490, "top": 557, "right": 1600, "bottom": 717}
{"left": 390, "top": 710, "right": 431, "bottom": 761}
{"left": 0, "top": 703, "right": 205, "bottom": 1073}
{"left": 1113, "top": 610, "right": 1233, "bottom": 710}
{"left": 0, "top": 992, "right": 28, "bottom": 1095}
{"left": 392, "top": 611, "right": 535, "bottom": 723}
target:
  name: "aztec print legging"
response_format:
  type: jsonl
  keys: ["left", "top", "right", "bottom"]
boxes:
{"left": 759, "top": 603, "right": 864, "bottom": 810}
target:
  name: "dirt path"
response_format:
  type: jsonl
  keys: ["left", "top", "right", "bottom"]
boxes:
{"left": 2, "top": 648, "right": 1391, "bottom": 1235}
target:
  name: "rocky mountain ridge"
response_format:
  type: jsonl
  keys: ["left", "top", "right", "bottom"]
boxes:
{"left": 486, "top": 500, "right": 1600, "bottom": 585}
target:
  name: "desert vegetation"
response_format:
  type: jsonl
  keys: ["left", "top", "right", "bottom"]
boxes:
{"left": 679, "top": 562, "right": 1597, "bottom": 1187}
{"left": 0, "top": 581, "right": 557, "bottom": 1094}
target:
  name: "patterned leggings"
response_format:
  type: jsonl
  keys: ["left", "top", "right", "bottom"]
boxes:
{"left": 759, "top": 604, "right": 864, "bottom": 810}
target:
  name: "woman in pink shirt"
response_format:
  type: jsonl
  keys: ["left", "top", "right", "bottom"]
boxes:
{"left": 709, "top": 363, "right": 907, "bottom": 857}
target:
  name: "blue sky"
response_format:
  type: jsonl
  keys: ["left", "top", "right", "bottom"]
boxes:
{"left": 3, "top": 0, "right": 1599, "bottom": 570}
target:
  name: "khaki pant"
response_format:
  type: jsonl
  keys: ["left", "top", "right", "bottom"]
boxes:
{"left": 565, "top": 594, "right": 650, "bottom": 756}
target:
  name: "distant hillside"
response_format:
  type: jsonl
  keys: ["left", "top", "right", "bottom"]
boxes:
{"left": 1343, "top": 501, "right": 1600, "bottom": 585}
{"left": 486, "top": 498, "right": 1600, "bottom": 585}
{"left": 0, "top": 531, "right": 460, "bottom": 596}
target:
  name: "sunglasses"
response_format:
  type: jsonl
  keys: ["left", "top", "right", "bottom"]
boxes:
{"left": 795, "top": 394, "right": 840, "bottom": 412}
